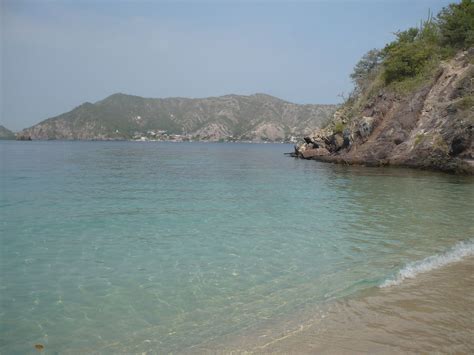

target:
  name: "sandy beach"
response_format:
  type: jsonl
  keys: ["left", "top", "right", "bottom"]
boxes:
{"left": 189, "top": 256, "right": 474, "bottom": 354}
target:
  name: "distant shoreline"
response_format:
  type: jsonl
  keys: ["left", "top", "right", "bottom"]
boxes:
{"left": 6, "top": 138, "right": 296, "bottom": 144}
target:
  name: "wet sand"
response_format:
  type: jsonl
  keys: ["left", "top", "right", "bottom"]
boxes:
{"left": 188, "top": 257, "right": 474, "bottom": 354}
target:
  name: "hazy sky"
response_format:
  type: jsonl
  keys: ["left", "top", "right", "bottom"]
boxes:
{"left": 2, "top": 0, "right": 454, "bottom": 131}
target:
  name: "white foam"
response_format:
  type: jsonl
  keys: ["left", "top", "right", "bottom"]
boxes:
{"left": 380, "top": 239, "right": 474, "bottom": 288}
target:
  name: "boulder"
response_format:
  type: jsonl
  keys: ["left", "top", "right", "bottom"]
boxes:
{"left": 358, "top": 116, "right": 376, "bottom": 138}
{"left": 342, "top": 128, "right": 352, "bottom": 148}
{"left": 450, "top": 136, "right": 469, "bottom": 156}
{"left": 296, "top": 142, "right": 307, "bottom": 153}
{"left": 301, "top": 147, "right": 330, "bottom": 159}
{"left": 312, "top": 129, "right": 338, "bottom": 151}
{"left": 393, "top": 132, "right": 406, "bottom": 145}
{"left": 332, "top": 133, "right": 345, "bottom": 151}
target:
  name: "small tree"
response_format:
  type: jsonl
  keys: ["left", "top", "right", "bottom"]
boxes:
{"left": 383, "top": 42, "right": 434, "bottom": 83}
{"left": 381, "top": 19, "right": 440, "bottom": 84}
{"left": 438, "top": 0, "right": 474, "bottom": 49}
{"left": 350, "top": 49, "right": 383, "bottom": 92}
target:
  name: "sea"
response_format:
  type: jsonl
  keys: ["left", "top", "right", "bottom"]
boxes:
{"left": 1, "top": 141, "right": 473, "bottom": 353}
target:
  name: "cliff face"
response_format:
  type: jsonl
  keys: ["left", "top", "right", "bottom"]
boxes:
{"left": 295, "top": 50, "right": 474, "bottom": 174}
{"left": 0, "top": 125, "right": 16, "bottom": 140}
{"left": 18, "top": 93, "right": 336, "bottom": 141}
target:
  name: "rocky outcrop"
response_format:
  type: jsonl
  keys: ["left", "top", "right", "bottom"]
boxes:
{"left": 294, "top": 50, "right": 474, "bottom": 174}
{"left": 18, "top": 93, "right": 336, "bottom": 142}
{"left": 16, "top": 134, "right": 32, "bottom": 141}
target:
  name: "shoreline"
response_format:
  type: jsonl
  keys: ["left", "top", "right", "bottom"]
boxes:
{"left": 187, "top": 255, "right": 474, "bottom": 353}
{"left": 266, "top": 256, "right": 474, "bottom": 354}
{"left": 307, "top": 154, "right": 474, "bottom": 175}
{"left": 3, "top": 139, "right": 294, "bottom": 144}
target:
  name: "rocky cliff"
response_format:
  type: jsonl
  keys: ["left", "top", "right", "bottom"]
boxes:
{"left": 295, "top": 50, "right": 474, "bottom": 174}
{"left": 18, "top": 93, "right": 336, "bottom": 141}
{"left": 0, "top": 125, "right": 16, "bottom": 140}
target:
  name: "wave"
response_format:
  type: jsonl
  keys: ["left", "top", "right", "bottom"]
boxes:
{"left": 380, "top": 239, "right": 474, "bottom": 288}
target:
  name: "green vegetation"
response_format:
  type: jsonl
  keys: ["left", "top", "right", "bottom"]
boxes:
{"left": 387, "top": 59, "right": 441, "bottom": 95}
{"left": 348, "top": 1, "right": 473, "bottom": 95}
{"left": 21, "top": 93, "right": 337, "bottom": 141}
{"left": 350, "top": 49, "right": 383, "bottom": 93}
{"left": 328, "top": 0, "right": 474, "bottom": 131}
{"left": 414, "top": 133, "right": 425, "bottom": 146}
{"left": 382, "top": 22, "right": 441, "bottom": 85}
{"left": 433, "top": 134, "right": 450, "bottom": 153}
{"left": 454, "top": 94, "right": 474, "bottom": 110}
{"left": 333, "top": 121, "right": 345, "bottom": 134}
{"left": 438, "top": 0, "right": 474, "bottom": 49}
{"left": 0, "top": 125, "right": 16, "bottom": 140}
{"left": 382, "top": 1, "right": 473, "bottom": 86}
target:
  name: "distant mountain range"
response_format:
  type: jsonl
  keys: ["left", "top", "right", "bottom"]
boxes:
{"left": 18, "top": 93, "right": 337, "bottom": 141}
{"left": 0, "top": 125, "right": 15, "bottom": 140}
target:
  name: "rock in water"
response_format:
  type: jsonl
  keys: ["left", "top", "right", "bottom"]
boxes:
{"left": 34, "top": 344, "right": 44, "bottom": 352}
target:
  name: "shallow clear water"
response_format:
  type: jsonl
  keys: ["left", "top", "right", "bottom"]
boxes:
{"left": 1, "top": 141, "right": 473, "bottom": 353}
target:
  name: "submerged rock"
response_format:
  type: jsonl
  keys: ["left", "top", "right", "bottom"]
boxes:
{"left": 34, "top": 344, "right": 44, "bottom": 352}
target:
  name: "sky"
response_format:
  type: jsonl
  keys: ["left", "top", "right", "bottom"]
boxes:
{"left": 1, "top": 0, "right": 455, "bottom": 131}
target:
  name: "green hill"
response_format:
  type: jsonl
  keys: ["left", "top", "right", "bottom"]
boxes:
{"left": 19, "top": 93, "right": 336, "bottom": 142}
{"left": 0, "top": 125, "right": 16, "bottom": 140}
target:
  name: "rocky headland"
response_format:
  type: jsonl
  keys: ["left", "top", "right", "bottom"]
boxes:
{"left": 294, "top": 1, "right": 474, "bottom": 174}
{"left": 294, "top": 50, "right": 473, "bottom": 174}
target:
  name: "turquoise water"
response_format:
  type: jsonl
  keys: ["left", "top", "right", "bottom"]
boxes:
{"left": 1, "top": 141, "right": 473, "bottom": 353}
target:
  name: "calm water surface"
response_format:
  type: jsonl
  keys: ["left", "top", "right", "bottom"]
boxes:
{"left": 1, "top": 141, "right": 473, "bottom": 353}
